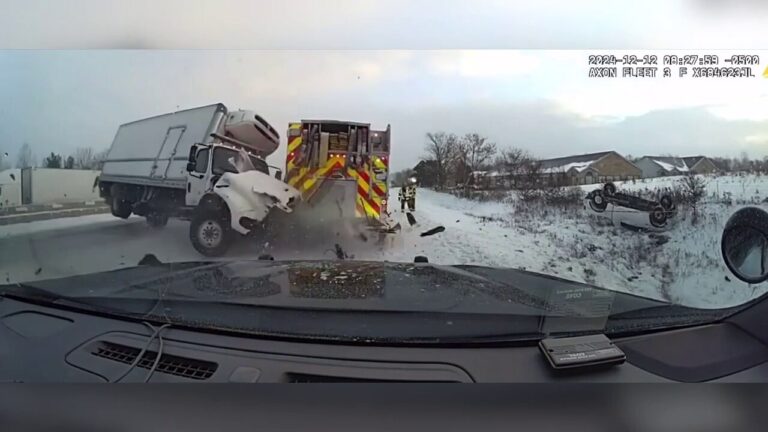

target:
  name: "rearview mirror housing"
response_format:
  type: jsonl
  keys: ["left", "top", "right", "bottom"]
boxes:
{"left": 722, "top": 207, "right": 768, "bottom": 284}
{"left": 186, "top": 161, "right": 196, "bottom": 173}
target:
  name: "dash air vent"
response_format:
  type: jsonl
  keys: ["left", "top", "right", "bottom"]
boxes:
{"left": 91, "top": 342, "right": 217, "bottom": 380}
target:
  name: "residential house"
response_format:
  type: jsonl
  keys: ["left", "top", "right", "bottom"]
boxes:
{"left": 538, "top": 151, "right": 642, "bottom": 186}
{"left": 412, "top": 160, "right": 438, "bottom": 187}
{"left": 635, "top": 156, "right": 718, "bottom": 178}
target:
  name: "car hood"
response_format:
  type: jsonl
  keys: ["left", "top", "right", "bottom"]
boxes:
{"left": 3, "top": 260, "right": 729, "bottom": 342}
{"left": 4, "top": 259, "right": 666, "bottom": 316}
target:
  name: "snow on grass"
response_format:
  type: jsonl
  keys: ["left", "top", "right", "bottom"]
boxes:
{"left": 379, "top": 175, "right": 768, "bottom": 309}
{"left": 580, "top": 173, "right": 768, "bottom": 204}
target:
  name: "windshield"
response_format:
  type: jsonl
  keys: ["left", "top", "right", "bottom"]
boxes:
{"left": 1, "top": 47, "right": 767, "bottom": 342}
{"left": 212, "top": 147, "right": 268, "bottom": 175}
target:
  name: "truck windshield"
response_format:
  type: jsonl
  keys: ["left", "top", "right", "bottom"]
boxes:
{"left": 212, "top": 147, "right": 269, "bottom": 175}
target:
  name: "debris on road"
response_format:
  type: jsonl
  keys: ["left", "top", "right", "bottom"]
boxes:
{"left": 334, "top": 243, "right": 350, "bottom": 260}
{"left": 420, "top": 226, "right": 445, "bottom": 237}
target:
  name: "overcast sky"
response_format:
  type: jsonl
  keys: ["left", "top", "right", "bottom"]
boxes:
{"left": 2, "top": 49, "right": 767, "bottom": 170}
{"left": 1, "top": 1, "right": 768, "bottom": 170}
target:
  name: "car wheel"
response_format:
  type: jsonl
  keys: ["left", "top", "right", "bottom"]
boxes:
{"left": 189, "top": 208, "right": 233, "bottom": 257}
{"left": 589, "top": 191, "right": 608, "bottom": 212}
{"left": 649, "top": 205, "right": 667, "bottom": 228}
{"left": 603, "top": 182, "right": 617, "bottom": 197}
{"left": 660, "top": 194, "right": 674, "bottom": 211}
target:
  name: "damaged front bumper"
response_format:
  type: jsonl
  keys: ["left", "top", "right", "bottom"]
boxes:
{"left": 213, "top": 171, "right": 301, "bottom": 235}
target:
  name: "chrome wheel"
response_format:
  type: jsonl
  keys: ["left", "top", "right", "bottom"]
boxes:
{"left": 198, "top": 220, "right": 223, "bottom": 248}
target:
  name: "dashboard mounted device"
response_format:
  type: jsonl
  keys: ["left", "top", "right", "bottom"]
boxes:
{"left": 539, "top": 334, "right": 625, "bottom": 371}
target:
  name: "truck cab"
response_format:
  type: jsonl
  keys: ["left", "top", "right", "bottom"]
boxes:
{"left": 184, "top": 141, "right": 299, "bottom": 256}
{"left": 185, "top": 143, "right": 272, "bottom": 207}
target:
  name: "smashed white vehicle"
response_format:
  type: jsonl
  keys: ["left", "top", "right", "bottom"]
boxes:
{"left": 584, "top": 182, "right": 676, "bottom": 231}
{"left": 99, "top": 103, "right": 300, "bottom": 256}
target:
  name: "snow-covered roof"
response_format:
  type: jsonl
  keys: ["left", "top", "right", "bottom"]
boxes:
{"left": 538, "top": 151, "right": 614, "bottom": 174}
{"left": 652, "top": 159, "right": 688, "bottom": 172}
{"left": 541, "top": 161, "right": 597, "bottom": 174}
{"left": 472, "top": 170, "right": 511, "bottom": 177}
{"left": 644, "top": 156, "right": 691, "bottom": 173}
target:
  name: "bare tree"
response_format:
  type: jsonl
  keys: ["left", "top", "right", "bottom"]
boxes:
{"left": 15, "top": 142, "right": 35, "bottom": 168}
{"left": 43, "top": 152, "right": 63, "bottom": 168}
{"left": 423, "top": 132, "right": 459, "bottom": 190}
{"left": 494, "top": 147, "right": 535, "bottom": 189}
{"left": 92, "top": 149, "right": 109, "bottom": 170}
{"left": 496, "top": 148, "right": 532, "bottom": 174}
{"left": 680, "top": 172, "right": 706, "bottom": 225}
{"left": 680, "top": 172, "right": 706, "bottom": 206}
{"left": 516, "top": 158, "right": 544, "bottom": 202}
{"left": 457, "top": 133, "right": 497, "bottom": 184}
{"left": 73, "top": 147, "right": 96, "bottom": 169}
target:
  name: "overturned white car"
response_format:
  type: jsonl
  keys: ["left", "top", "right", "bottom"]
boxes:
{"left": 585, "top": 182, "right": 676, "bottom": 231}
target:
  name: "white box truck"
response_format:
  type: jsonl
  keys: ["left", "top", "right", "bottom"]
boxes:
{"left": 98, "top": 103, "right": 300, "bottom": 256}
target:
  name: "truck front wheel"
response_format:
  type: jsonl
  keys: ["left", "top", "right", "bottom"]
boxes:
{"left": 189, "top": 208, "right": 233, "bottom": 257}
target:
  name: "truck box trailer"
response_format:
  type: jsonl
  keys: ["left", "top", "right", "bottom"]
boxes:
{"left": 101, "top": 103, "right": 279, "bottom": 190}
{"left": 98, "top": 103, "right": 299, "bottom": 256}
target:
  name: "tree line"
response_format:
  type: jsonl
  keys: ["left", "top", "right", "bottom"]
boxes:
{"left": 395, "top": 132, "right": 768, "bottom": 191}
{"left": 395, "top": 131, "right": 542, "bottom": 192}
{"left": 1, "top": 143, "right": 108, "bottom": 170}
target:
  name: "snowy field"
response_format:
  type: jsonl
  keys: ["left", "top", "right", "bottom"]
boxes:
{"left": 1, "top": 173, "right": 766, "bottom": 309}
{"left": 372, "top": 173, "right": 768, "bottom": 309}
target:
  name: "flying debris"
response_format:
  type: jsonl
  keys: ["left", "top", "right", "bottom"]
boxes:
{"left": 420, "top": 226, "right": 445, "bottom": 237}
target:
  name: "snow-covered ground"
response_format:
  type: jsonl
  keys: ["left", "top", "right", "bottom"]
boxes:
{"left": 372, "top": 174, "right": 768, "bottom": 309}
{"left": 1, "top": 173, "right": 766, "bottom": 309}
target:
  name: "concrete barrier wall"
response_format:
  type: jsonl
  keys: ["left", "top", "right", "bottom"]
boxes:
{"left": 0, "top": 169, "right": 22, "bottom": 208}
{"left": 28, "top": 168, "right": 101, "bottom": 204}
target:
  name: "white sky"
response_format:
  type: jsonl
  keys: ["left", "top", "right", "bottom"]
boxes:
{"left": 1, "top": 1, "right": 768, "bottom": 170}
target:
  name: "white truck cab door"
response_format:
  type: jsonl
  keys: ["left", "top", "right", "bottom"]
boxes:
{"left": 186, "top": 146, "right": 212, "bottom": 206}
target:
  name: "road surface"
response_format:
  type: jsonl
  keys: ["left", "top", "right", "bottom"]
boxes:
{"left": 0, "top": 189, "right": 494, "bottom": 285}
{"left": 0, "top": 203, "right": 427, "bottom": 284}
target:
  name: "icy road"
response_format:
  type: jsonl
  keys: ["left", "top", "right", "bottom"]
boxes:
{"left": 1, "top": 177, "right": 766, "bottom": 309}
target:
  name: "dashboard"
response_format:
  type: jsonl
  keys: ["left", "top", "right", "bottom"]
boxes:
{"left": 2, "top": 295, "right": 768, "bottom": 383}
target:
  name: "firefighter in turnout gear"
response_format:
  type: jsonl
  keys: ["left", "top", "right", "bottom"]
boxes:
{"left": 399, "top": 177, "right": 417, "bottom": 211}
